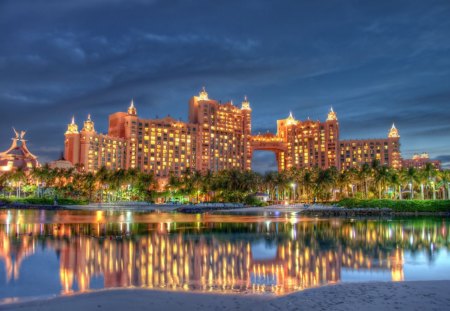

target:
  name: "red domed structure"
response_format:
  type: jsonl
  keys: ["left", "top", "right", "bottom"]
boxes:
{"left": 0, "top": 129, "right": 39, "bottom": 172}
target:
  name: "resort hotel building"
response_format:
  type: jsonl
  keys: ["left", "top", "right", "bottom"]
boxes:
{"left": 63, "top": 88, "right": 429, "bottom": 178}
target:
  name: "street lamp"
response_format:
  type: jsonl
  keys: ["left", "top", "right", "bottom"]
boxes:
{"left": 291, "top": 183, "right": 297, "bottom": 203}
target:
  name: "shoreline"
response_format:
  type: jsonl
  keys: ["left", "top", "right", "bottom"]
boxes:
{"left": 1, "top": 202, "right": 450, "bottom": 217}
{"left": 1, "top": 280, "right": 449, "bottom": 311}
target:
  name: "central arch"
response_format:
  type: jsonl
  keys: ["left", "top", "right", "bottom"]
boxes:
{"left": 251, "top": 133, "right": 287, "bottom": 171}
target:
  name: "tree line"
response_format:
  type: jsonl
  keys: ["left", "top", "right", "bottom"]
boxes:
{"left": 0, "top": 160, "right": 449, "bottom": 204}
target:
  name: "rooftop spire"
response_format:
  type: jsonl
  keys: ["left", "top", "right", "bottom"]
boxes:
{"left": 286, "top": 111, "right": 297, "bottom": 126}
{"left": 327, "top": 106, "right": 337, "bottom": 121}
{"left": 128, "top": 98, "right": 137, "bottom": 115}
{"left": 82, "top": 114, "right": 95, "bottom": 132}
{"left": 241, "top": 95, "right": 251, "bottom": 110}
{"left": 66, "top": 116, "right": 79, "bottom": 134}
{"left": 198, "top": 86, "right": 209, "bottom": 100}
{"left": 388, "top": 123, "right": 400, "bottom": 138}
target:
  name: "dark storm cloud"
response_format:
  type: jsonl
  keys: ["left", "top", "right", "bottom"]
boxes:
{"left": 0, "top": 0, "right": 449, "bottom": 170}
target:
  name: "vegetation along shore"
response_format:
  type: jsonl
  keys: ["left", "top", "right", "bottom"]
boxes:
{"left": 0, "top": 160, "right": 449, "bottom": 214}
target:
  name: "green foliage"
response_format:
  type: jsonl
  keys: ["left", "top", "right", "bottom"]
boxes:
{"left": 1, "top": 196, "right": 88, "bottom": 205}
{"left": 0, "top": 162, "right": 449, "bottom": 205}
{"left": 244, "top": 195, "right": 267, "bottom": 207}
{"left": 337, "top": 198, "right": 450, "bottom": 212}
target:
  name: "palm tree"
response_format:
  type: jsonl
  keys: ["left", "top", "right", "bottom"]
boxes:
{"left": 402, "top": 167, "right": 418, "bottom": 200}
{"left": 335, "top": 170, "right": 351, "bottom": 199}
{"left": 416, "top": 170, "right": 428, "bottom": 200}
{"left": 0, "top": 169, "right": 27, "bottom": 197}
{"left": 346, "top": 168, "right": 359, "bottom": 197}
{"left": 358, "top": 163, "right": 372, "bottom": 198}
{"left": 389, "top": 170, "right": 402, "bottom": 200}
{"left": 166, "top": 173, "right": 182, "bottom": 202}
{"left": 301, "top": 169, "right": 317, "bottom": 203}
{"left": 81, "top": 172, "right": 96, "bottom": 202}
{"left": 12, "top": 169, "right": 27, "bottom": 197}
{"left": 134, "top": 171, "right": 155, "bottom": 201}
{"left": 263, "top": 171, "right": 278, "bottom": 202}
{"left": 31, "top": 164, "right": 57, "bottom": 195}
{"left": 374, "top": 166, "right": 391, "bottom": 199}
{"left": 438, "top": 170, "right": 450, "bottom": 200}
{"left": 200, "top": 170, "right": 214, "bottom": 202}
{"left": 276, "top": 171, "right": 291, "bottom": 202}
{"left": 423, "top": 163, "right": 438, "bottom": 200}
{"left": 95, "top": 166, "right": 111, "bottom": 202}
{"left": 313, "top": 168, "right": 336, "bottom": 202}
{"left": 191, "top": 170, "right": 203, "bottom": 203}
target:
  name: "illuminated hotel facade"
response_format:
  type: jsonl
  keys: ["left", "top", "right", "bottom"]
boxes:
{"left": 402, "top": 152, "right": 441, "bottom": 170}
{"left": 65, "top": 88, "right": 402, "bottom": 177}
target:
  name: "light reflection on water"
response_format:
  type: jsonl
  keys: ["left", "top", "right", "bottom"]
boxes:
{"left": 0, "top": 209, "right": 449, "bottom": 302}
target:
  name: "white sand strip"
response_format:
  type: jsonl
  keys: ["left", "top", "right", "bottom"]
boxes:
{"left": 1, "top": 281, "right": 449, "bottom": 311}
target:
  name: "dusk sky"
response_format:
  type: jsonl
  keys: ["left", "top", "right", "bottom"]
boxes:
{"left": 0, "top": 0, "right": 449, "bottom": 171}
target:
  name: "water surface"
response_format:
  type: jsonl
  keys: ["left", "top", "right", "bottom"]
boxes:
{"left": 0, "top": 209, "right": 449, "bottom": 302}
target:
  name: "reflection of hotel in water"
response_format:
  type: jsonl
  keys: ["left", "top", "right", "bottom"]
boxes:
{"left": 0, "top": 220, "right": 448, "bottom": 295}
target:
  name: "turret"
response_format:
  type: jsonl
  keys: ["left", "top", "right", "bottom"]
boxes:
{"left": 82, "top": 114, "right": 95, "bottom": 132}
{"left": 65, "top": 116, "right": 79, "bottom": 134}
{"left": 388, "top": 123, "right": 400, "bottom": 138}
{"left": 327, "top": 106, "right": 337, "bottom": 121}
{"left": 198, "top": 86, "right": 209, "bottom": 100}
{"left": 324, "top": 107, "right": 339, "bottom": 169}
{"left": 241, "top": 95, "right": 251, "bottom": 110}
{"left": 286, "top": 111, "right": 298, "bottom": 126}
{"left": 241, "top": 96, "right": 252, "bottom": 170}
{"left": 64, "top": 117, "right": 81, "bottom": 166}
{"left": 388, "top": 123, "right": 401, "bottom": 169}
{"left": 128, "top": 99, "right": 137, "bottom": 116}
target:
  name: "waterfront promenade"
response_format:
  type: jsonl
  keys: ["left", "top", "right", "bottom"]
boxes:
{"left": 2, "top": 281, "right": 449, "bottom": 311}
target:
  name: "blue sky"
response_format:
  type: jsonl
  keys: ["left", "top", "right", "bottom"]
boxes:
{"left": 0, "top": 0, "right": 449, "bottom": 171}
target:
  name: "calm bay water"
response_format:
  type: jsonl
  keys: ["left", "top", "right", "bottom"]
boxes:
{"left": 0, "top": 209, "right": 449, "bottom": 302}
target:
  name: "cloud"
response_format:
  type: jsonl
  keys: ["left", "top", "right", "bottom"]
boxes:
{"left": 2, "top": 92, "right": 49, "bottom": 104}
{"left": 137, "top": 31, "right": 260, "bottom": 55}
{"left": 0, "top": 0, "right": 449, "bottom": 170}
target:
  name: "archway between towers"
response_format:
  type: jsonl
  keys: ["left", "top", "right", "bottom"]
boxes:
{"left": 251, "top": 133, "right": 287, "bottom": 172}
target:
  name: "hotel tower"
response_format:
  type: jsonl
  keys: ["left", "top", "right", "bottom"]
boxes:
{"left": 65, "top": 88, "right": 402, "bottom": 178}
{"left": 65, "top": 88, "right": 252, "bottom": 178}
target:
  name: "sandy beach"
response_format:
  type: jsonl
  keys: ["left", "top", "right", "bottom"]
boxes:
{"left": 2, "top": 281, "right": 449, "bottom": 311}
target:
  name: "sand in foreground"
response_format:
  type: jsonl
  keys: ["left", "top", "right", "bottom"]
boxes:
{"left": 1, "top": 281, "right": 450, "bottom": 311}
